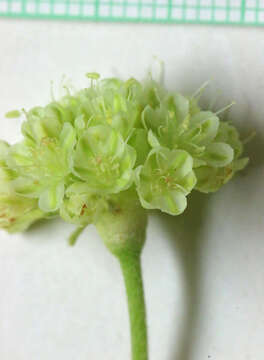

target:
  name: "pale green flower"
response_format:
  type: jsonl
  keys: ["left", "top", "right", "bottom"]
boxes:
{"left": 135, "top": 147, "right": 196, "bottom": 215}
{"left": 73, "top": 125, "right": 136, "bottom": 194}
{"left": 70, "top": 78, "right": 142, "bottom": 139}
{"left": 60, "top": 183, "right": 108, "bottom": 226}
{"left": 7, "top": 123, "right": 76, "bottom": 212}
{"left": 0, "top": 141, "right": 43, "bottom": 232}
{"left": 60, "top": 193, "right": 103, "bottom": 226}
{"left": 22, "top": 105, "right": 65, "bottom": 144}
{"left": 195, "top": 122, "right": 248, "bottom": 192}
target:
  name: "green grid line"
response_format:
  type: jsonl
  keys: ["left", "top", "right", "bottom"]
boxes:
{"left": 226, "top": 0, "right": 230, "bottom": 21}
{"left": 182, "top": 0, "right": 187, "bottom": 21}
{"left": 0, "top": 0, "right": 264, "bottom": 25}
{"left": 240, "top": 0, "right": 246, "bottom": 21}
{"left": 211, "top": 0, "right": 215, "bottom": 21}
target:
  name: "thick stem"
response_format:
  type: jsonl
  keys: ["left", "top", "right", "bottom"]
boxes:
{"left": 118, "top": 251, "right": 148, "bottom": 360}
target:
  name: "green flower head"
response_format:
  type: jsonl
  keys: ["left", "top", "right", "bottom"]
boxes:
{"left": 0, "top": 73, "right": 248, "bottom": 235}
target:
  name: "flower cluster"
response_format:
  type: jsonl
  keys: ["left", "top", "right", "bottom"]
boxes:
{"left": 0, "top": 74, "right": 248, "bottom": 232}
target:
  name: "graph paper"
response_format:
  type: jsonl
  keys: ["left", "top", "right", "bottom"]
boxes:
{"left": 0, "top": 0, "right": 264, "bottom": 26}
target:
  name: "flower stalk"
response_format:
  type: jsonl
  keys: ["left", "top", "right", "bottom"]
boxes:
{"left": 119, "top": 252, "right": 148, "bottom": 360}
{"left": 95, "top": 190, "right": 148, "bottom": 360}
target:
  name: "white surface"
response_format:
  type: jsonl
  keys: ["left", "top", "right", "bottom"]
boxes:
{"left": 0, "top": 19, "right": 264, "bottom": 360}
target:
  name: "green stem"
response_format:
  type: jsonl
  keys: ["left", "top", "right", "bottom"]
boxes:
{"left": 118, "top": 252, "right": 148, "bottom": 360}
{"left": 95, "top": 189, "right": 149, "bottom": 360}
{"left": 68, "top": 225, "right": 86, "bottom": 246}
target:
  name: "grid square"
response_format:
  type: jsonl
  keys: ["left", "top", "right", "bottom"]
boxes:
{"left": 215, "top": 0, "right": 226, "bottom": 7}
{"left": 199, "top": 8, "right": 212, "bottom": 20}
{"left": 156, "top": 0, "right": 169, "bottom": 4}
{"left": 229, "top": 9, "right": 240, "bottom": 22}
{"left": 99, "top": 4, "right": 110, "bottom": 17}
{"left": 11, "top": 2, "right": 21, "bottom": 13}
{"left": 172, "top": 8, "right": 183, "bottom": 19}
{"left": 39, "top": 3, "right": 51, "bottom": 14}
{"left": 156, "top": 7, "right": 168, "bottom": 19}
{"left": 186, "top": 0, "right": 196, "bottom": 6}
{"left": 259, "top": 0, "right": 264, "bottom": 9}
{"left": 258, "top": 11, "right": 264, "bottom": 22}
{"left": 200, "top": 0, "right": 212, "bottom": 6}
{"left": 0, "top": 1, "right": 8, "bottom": 13}
{"left": 112, "top": 5, "right": 123, "bottom": 17}
{"left": 186, "top": 8, "right": 197, "bottom": 20}
{"left": 53, "top": 3, "right": 66, "bottom": 15}
{"left": 245, "top": 10, "right": 256, "bottom": 22}
{"left": 229, "top": 0, "right": 240, "bottom": 7}
{"left": 83, "top": 4, "right": 95, "bottom": 16}
{"left": 26, "top": 2, "right": 37, "bottom": 14}
{"left": 141, "top": 6, "right": 153, "bottom": 18}
{"left": 69, "top": 4, "right": 80, "bottom": 16}
{"left": 214, "top": 9, "right": 226, "bottom": 21}
{"left": 172, "top": 0, "right": 184, "bottom": 5}
{"left": 246, "top": 0, "right": 257, "bottom": 9}
{"left": 126, "top": 5, "right": 138, "bottom": 18}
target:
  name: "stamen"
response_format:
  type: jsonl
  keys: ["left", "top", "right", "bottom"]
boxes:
{"left": 242, "top": 130, "right": 256, "bottom": 144}
{"left": 191, "top": 80, "right": 210, "bottom": 99}
{"left": 215, "top": 101, "right": 235, "bottom": 115}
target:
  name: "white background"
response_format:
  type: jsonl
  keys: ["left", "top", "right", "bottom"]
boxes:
{"left": 0, "top": 19, "right": 263, "bottom": 360}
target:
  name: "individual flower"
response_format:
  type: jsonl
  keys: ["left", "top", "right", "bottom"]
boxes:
{"left": 194, "top": 122, "right": 248, "bottom": 192}
{"left": 73, "top": 125, "right": 136, "bottom": 194}
{"left": 73, "top": 77, "right": 142, "bottom": 139}
{"left": 22, "top": 104, "right": 69, "bottom": 144}
{"left": 135, "top": 147, "right": 196, "bottom": 215}
{"left": 60, "top": 190, "right": 107, "bottom": 226}
{"left": 7, "top": 123, "right": 76, "bottom": 212}
{"left": 0, "top": 141, "right": 44, "bottom": 232}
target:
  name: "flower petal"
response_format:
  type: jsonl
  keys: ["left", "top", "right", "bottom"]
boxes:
{"left": 202, "top": 142, "right": 234, "bottom": 167}
{"left": 38, "top": 183, "right": 65, "bottom": 212}
{"left": 148, "top": 129, "right": 160, "bottom": 148}
{"left": 59, "top": 122, "right": 76, "bottom": 153}
{"left": 172, "top": 93, "right": 189, "bottom": 123}
{"left": 12, "top": 177, "right": 42, "bottom": 198}
{"left": 188, "top": 111, "right": 219, "bottom": 145}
